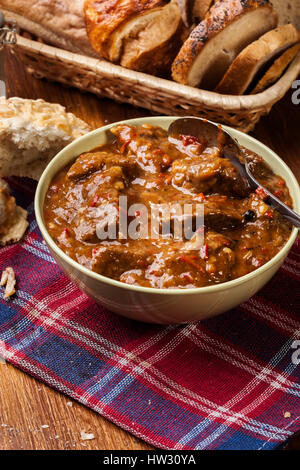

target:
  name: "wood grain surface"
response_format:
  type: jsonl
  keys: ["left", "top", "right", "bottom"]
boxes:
{"left": 0, "top": 48, "right": 299, "bottom": 451}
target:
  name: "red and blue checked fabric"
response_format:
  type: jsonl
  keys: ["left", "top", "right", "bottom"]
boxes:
{"left": 0, "top": 179, "right": 299, "bottom": 450}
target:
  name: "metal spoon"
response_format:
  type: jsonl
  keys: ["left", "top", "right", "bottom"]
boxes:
{"left": 168, "top": 117, "right": 300, "bottom": 228}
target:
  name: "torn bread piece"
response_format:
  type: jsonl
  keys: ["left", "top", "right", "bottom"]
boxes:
{"left": 215, "top": 24, "right": 299, "bottom": 95}
{"left": 251, "top": 42, "right": 300, "bottom": 94}
{"left": 0, "top": 267, "right": 16, "bottom": 299}
{"left": 0, "top": 178, "right": 28, "bottom": 246}
{"left": 172, "top": 0, "right": 278, "bottom": 88}
{"left": 0, "top": 97, "right": 90, "bottom": 181}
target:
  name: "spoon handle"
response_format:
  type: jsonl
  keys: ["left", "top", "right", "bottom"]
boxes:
{"left": 245, "top": 167, "right": 300, "bottom": 228}
{"left": 267, "top": 194, "right": 300, "bottom": 228}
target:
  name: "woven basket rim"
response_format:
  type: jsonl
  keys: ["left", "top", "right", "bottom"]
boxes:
{"left": 15, "top": 34, "right": 300, "bottom": 112}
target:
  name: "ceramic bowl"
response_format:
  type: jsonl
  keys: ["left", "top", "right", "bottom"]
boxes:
{"left": 35, "top": 117, "right": 300, "bottom": 324}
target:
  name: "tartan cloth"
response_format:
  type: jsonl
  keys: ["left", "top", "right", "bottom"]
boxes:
{"left": 0, "top": 179, "right": 299, "bottom": 450}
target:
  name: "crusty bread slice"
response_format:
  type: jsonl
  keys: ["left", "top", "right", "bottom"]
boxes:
{"left": 0, "top": 0, "right": 97, "bottom": 57}
{"left": 85, "top": 0, "right": 184, "bottom": 75}
{"left": 0, "top": 98, "right": 90, "bottom": 181}
{"left": 172, "top": 0, "right": 278, "bottom": 88}
{"left": 119, "top": 0, "right": 183, "bottom": 75}
{"left": 84, "top": 0, "right": 164, "bottom": 60}
{"left": 251, "top": 42, "right": 300, "bottom": 94}
{"left": 215, "top": 24, "right": 299, "bottom": 95}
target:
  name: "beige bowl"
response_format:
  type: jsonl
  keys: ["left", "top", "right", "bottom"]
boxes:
{"left": 35, "top": 117, "right": 300, "bottom": 324}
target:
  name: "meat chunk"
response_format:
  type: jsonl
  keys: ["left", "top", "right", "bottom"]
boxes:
{"left": 111, "top": 124, "right": 182, "bottom": 173}
{"left": 159, "top": 196, "right": 246, "bottom": 237}
{"left": 140, "top": 231, "right": 235, "bottom": 288}
{"left": 204, "top": 196, "right": 246, "bottom": 230}
{"left": 171, "top": 153, "right": 249, "bottom": 197}
{"left": 91, "top": 243, "right": 155, "bottom": 279}
{"left": 67, "top": 151, "right": 139, "bottom": 181}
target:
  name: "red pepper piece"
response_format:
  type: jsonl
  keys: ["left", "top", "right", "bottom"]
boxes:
{"left": 200, "top": 243, "right": 209, "bottom": 260}
{"left": 91, "top": 195, "right": 100, "bottom": 207}
{"left": 196, "top": 193, "right": 206, "bottom": 202}
{"left": 255, "top": 186, "right": 268, "bottom": 200}
{"left": 264, "top": 210, "right": 274, "bottom": 219}
{"left": 120, "top": 139, "right": 131, "bottom": 153}
{"left": 274, "top": 189, "right": 284, "bottom": 197}
{"left": 180, "top": 134, "right": 201, "bottom": 146}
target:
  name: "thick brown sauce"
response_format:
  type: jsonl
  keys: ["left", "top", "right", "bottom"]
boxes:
{"left": 44, "top": 124, "right": 292, "bottom": 289}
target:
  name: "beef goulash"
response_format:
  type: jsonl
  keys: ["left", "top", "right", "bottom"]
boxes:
{"left": 44, "top": 124, "right": 293, "bottom": 289}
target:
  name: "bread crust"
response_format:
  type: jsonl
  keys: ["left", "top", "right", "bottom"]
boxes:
{"left": 251, "top": 42, "right": 300, "bottom": 94}
{"left": 0, "top": 0, "right": 95, "bottom": 55}
{"left": 215, "top": 24, "right": 299, "bottom": 95}
{"left": 171, "top": 0, "right": 277, "bottom": 86}
{"left": 84, "top": 0, "right": 165, "bottom": 60}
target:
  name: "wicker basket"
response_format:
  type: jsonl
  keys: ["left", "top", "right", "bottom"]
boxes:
{"left": 11, "top": 34, "right": 300, "bottom": 133}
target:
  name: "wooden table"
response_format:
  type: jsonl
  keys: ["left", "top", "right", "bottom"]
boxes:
{"left": 0, "top": 49, "right": 299, "bottom": 451}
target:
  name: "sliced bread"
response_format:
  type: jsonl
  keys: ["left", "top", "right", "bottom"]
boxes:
{"left": 251, "top": 42, "right": 300, "bottom": 94}
{"left": 215, "top": 24, "right": 299, "bottom": 95}
{"left": 172, "top": 0, "right": 278, "bottom": 88}
{"left": 85, "top": 0, "right": 184, "bottom": 75}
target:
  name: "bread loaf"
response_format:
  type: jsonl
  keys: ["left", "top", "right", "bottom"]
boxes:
{"left": 0, "top": 0, "right": 97, "bottom": 56}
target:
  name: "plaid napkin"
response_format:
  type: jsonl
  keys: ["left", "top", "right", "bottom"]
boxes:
{"left": 0, "top": 179, "right": 299, "bottom": 450}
